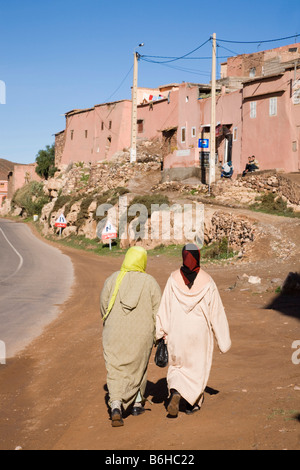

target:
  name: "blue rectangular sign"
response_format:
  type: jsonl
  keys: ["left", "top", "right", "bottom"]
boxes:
{"left": 198, "top": 138, "right": 209, "bottom": 149}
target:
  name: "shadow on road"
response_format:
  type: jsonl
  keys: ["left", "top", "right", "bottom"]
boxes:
{"left": 265, "top": 272, "right": 300, "bottom": 321}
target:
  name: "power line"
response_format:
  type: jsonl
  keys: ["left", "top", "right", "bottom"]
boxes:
{"left": 140, "top": 32, "right": 299, "bottom": 68}
{"left": 217, "top": 44, "right": 240, "bottom": 57}
{"left": 133, "top": 32, "right": 300, "bottom": 87}
{"left": 216, "top": 33, "right": 300, "bottom": 44}
{"left": 140, "top": 55, "right": 229, "bottom": 60}
{"left": 140, "top": 38, "right": 211, "bottom": 64}
{"left": 103, "top": 64, "right": 133, "bottom": 103}
{"left": 142, "top": 59, "right": 211, "bottom": 77}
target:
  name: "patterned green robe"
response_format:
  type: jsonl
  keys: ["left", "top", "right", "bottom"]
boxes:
{"left": 100, "top": 271, "right": 161, "bottom": 410}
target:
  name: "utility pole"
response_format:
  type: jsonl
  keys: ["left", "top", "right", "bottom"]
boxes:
{"left": 209, "top": 33, "right": 217, "bottom": 188}
{"left": 130, "top": 51, "right": 139, "bottom": 163}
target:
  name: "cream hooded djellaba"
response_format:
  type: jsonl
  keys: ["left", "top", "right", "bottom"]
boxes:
{"left": 156, "top": 274, "right": 231, "bottom": 406}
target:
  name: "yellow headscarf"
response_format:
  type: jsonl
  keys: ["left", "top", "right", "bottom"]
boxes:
{"left": 103, "top": 246, "right": 147, "bottom": 323}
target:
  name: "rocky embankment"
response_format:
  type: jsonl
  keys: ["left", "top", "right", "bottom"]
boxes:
{"left": 1, "top": 143, "right": 299, "bottom": 255}
{"left": 37, "top": 159, "right": 258, "bottom": 253}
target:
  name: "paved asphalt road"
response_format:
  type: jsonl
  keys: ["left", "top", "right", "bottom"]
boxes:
{"left": 0, "top": 219, "right": 74, "bottom": 359}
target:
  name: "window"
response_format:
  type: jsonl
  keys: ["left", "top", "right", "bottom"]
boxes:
{"left": 233, "top": 127, "right": 238, "bottom": 142}
{"left": 186, "top": 96, "right": 189, "bottom": 103}
{"left": 137, "top": 119, "right": 144, "bottom": 133}
{"left": 101, "top": 121, "right": 104, "bottom": 131}
{"left": 250, "top": 101, "right": 257, "bottom": 118}
{"left": 181, "top": 127, "right": 186, "bottom": 143}
{"left": 191, "top": 127, "right": 196, "bottom": 138}
{"left": 249, "top": 67, "right": 256, "bottom": 78}
{"left": 269, "top": 97, "right": 277, "bottom": 116}
{"left": 109, "top": 121, "right": 112, "bottom": 130}
{"left": 85, "top": 130, "right": 88, "bottom": 138}
{"left": 70, "top": 130, "right": 74, "bottom": 140}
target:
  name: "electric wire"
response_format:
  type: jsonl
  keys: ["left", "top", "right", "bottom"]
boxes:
{"left": 216, "top": 33, "right": 300, "bottom": 44}
{"left": 140, "top": 55, "right": 229, "bottom": 60}
{"left": 140, "top": 57, "right": 211, "bottom": 77}
{"left": 216, "top": 44, "right": 240, "bottom": 57}
{"left": 104, "top": 32, "right": 300, "bottom": 99}
{"left": 103, "top": 64, "right": 133, "bottom": 103}
{"left": 139, "top": 32, "right": 300, "bottom": 81}
{"left": 147, "top": 60, "right": 211, "bottom": 77}
{"left": 139, "top": 38, "right": 211, "bottom": 64}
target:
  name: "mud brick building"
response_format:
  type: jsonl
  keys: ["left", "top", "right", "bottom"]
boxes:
{"left": 55, "top": 42, "right": 300, "bottom": 181}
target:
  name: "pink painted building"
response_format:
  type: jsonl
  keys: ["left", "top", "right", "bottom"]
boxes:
{"left": 57, "top": 100, "right": 132, "bottom": 166}
{"left": 56, "top": 85, "right": 179, "bottom": 167}
{"left": 241, "top": 65, "right": 300, "bottom": 173}
{"left": 0, "top": 179, "right": 8, "bottom": 205}
{"left": 155, "top": 82, "right": 242, "bottom": 178}
{"left": 0, "top": 159, "right": 15, "bottom": 205}
{"left": 221, "top": 42, "right": 300, "bottom": 80}
{"left": 55, "top": 43, "right": 300, "bottom": 179}
{"left": 7, "top": 163, "right": 41, "bottom": 199}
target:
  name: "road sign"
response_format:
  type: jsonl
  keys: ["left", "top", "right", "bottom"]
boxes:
{"left": 55, "top": 214, "right": 67, "bottom": 228}
{"left": 102, "top": 221, "right": 117, "bottom": 241}
{"left": 198, "top": 138, "right": 209, "bottom": 149}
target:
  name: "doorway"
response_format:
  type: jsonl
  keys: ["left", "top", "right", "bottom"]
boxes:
{"left": 297, "top": 126, "right": 300, "bottom": 170}
{"left": 224, "top": 134, "right": 233, "bottom": 163}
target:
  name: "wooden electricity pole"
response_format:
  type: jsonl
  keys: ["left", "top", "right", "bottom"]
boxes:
{"left": 130, "top": 51, "right": 139, "bottom": 163}
{"left": 209, "top": 33, "right": 217, "bottom": 188}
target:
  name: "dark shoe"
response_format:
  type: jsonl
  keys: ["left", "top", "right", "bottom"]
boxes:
{"left": 185, "top": 404, "right": 201, "bottom": 415}
{"left": 111, "top": 408, "right": 124, "bottom": 427}
{"left": 131, "top": 406, "right": 145, "bottom": 416}
{"left": 167, "top": 391, "right": 181, "bottom": 417}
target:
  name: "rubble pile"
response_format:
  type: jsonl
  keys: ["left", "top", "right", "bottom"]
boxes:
{"left": 204, "top": 210, "right": 256, "bottom": 250}
{"left": 44, "top": 160, "right": 161, "bottom": 199}
{"left": 235, "top": 172, "right": 300, "bottom": 208}
{"left": 210, "top": 172, "right": 300, "bottom": 211}
{"left": 151, "top": 181, "right": 207, "bottom": 194}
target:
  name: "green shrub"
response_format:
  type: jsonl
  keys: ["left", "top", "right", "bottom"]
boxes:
{"left": 93, "top": 187, "right": 130, "bottom": 221}
{"left": 250, "top": 192, "right": 299, "bottom": 217}
{"left": 75, "top": 195, "right": 94, "bottom": 228}
{"left": 201, "top": 237, "right": 234, "bottom": 260}
{"left": 128, "top": 194, "right": 170, "bottom": 223}
{"left": 12, "top": 181, "right": 49, "bottom": 216}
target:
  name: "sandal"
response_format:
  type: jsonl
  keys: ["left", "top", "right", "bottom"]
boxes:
{"left": 167, "top": 391, "right": 181, "bottom": 417}
{"left": 185, "top": 404, "right": 201, "bottom": 415}
{"left": 111, "top": 408, "right": 124, "bottom": 427}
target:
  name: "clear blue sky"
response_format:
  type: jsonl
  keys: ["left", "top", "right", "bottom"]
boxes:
{"left": 0, "top": 0, "right": 299, "bottom": 164}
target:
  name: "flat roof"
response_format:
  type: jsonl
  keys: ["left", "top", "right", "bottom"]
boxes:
{"left": 65, "top": 99, "right": 131, "bottom": 117}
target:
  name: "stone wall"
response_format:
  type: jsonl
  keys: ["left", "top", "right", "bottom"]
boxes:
{"left": 205, "top": 210, "right": 256, "bottom": 250}
{"left": 236, "top": 171, "right": 300, "bottom": 206}
{"left": 54, "top": 131, "right": 66, "bottom": 167}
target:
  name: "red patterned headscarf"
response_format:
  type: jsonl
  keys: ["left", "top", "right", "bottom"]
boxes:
{"left": 180, "top": 243, "right": 201, "bottom": 289}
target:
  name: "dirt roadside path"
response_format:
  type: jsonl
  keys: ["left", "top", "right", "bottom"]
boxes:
{"left": 0, "top": 211, "right": 299, "bottom": 450}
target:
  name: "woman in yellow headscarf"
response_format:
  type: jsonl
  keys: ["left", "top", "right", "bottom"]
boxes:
{"left": 100, "top": 246, "right": 161, "bottom": 427}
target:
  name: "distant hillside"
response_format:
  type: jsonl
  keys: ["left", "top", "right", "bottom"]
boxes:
{"left": 0, "top": 158, "right": 16, "bottom": 180}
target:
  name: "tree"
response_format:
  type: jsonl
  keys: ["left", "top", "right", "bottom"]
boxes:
{"left": 35, "top": 144, "right": 57, "bottom": 180}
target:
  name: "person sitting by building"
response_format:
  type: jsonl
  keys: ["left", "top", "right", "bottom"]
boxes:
{"left": 221, "top": 161, "right": 233, "bottom": 179}
{"left": 242, "top": 155, "right": 259, "bottom": 177}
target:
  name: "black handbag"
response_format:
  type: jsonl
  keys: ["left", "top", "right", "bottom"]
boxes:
{"left": 155, "top": 338, "right": 168, "bottom": 368}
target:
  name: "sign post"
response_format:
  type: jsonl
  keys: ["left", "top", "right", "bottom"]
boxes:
{"left": 55, "top": 214, "right": 67, "bottom": 236}
{"left": 101, "top": 221, "right": 117, "bottom": 250}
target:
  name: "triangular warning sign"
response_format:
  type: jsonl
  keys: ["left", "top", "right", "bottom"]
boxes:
{"left": 55, "top": 213, "right": 67, "bottom": 228}
{"left": 102, "top": 221, "right": 117, "bottom": 240}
